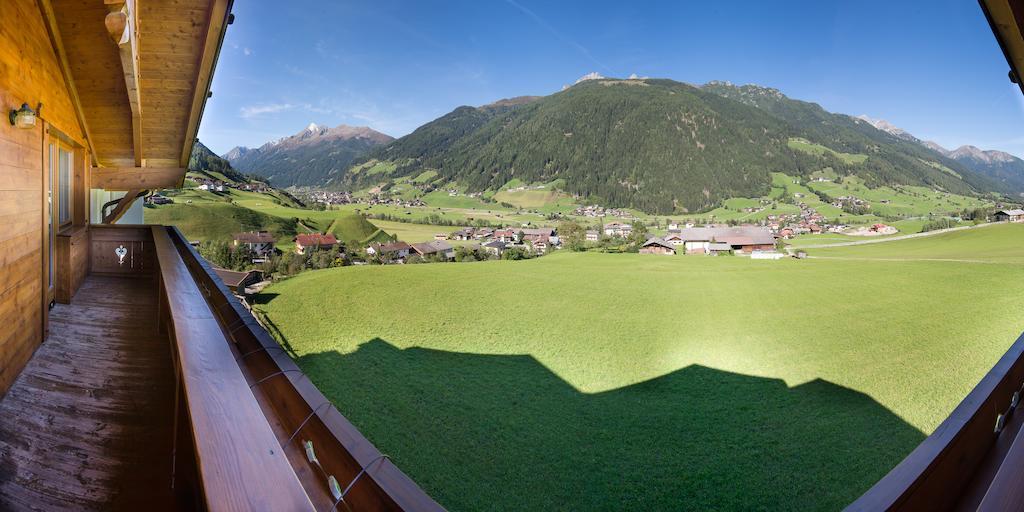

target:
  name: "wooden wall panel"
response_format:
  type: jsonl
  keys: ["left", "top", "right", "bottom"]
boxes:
{"left": 0, "top": 0, "right": 83, "bottom": 143}
{"left": 0, "top": 0, "right": 85, "bottom": 397}
{"left": 55, "top": 225, "right": 87, "bottom": 303}
{"left": 90, "top": 226, "right": 154, "bottom": 276}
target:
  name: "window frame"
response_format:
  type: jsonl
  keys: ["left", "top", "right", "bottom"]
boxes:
{"left": 56, "top": 140, "right": 73, "bottom": 229}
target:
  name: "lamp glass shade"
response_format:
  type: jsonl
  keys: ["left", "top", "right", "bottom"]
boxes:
{"left": 13, "top": 110, "right": 36, "bottom": 129}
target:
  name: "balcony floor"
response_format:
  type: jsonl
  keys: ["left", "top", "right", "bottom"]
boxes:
{"left": 0, "top": 275, "right": 176, "bottom": 511}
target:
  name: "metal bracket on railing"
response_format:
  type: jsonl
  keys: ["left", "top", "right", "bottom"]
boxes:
{"left": 994, "top": 381, "right": 1024, "bottom": 435}
{"left": 331, "top": 454, "right": 391, "bottom": 510}
{"left": 283, "top": 402, "right": 334, "bottom": 449}
{"left": 248, "top": 369, "right": 304, "bottom": 389}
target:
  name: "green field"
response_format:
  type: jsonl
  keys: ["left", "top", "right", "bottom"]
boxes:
{"left": 255, "top": 225, "right": 1024, "bottom": 510}
{"left": 145, "top": 188, "right": 382, "bottom": 250}
{"left": 787, "top": 137, "right": 869, "bottom": 164}
{"left": 811, "top": 223, "right": 1024, "bottom": 262}
{"left": 689, "top": 172, "right": 991, "bottom": 226}
{"left": 369, "top": 220, "right": 462, "bottom": 244}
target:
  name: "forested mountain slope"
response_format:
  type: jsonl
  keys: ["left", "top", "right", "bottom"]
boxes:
{"left": 329, "top": 79, "right": 1002, "bottom": 213}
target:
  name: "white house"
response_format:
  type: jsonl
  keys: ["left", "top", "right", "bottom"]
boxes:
{"left": 233, "top": 231, "right": 276, "bottom": 257}
{"left": 603, "top": 222, "right": 633, "bottom": 237}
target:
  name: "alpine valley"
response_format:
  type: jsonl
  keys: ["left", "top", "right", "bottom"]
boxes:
{"left": 224, "top": 77, "right": 1024, "bottom": 214}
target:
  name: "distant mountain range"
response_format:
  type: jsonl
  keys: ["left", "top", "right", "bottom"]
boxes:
{"left": 224, "top": 76, "right": 1024, "bottom": 212}
{"left": 857, "top": 116, "right": 1024, "bottom": 196}
{"left": 223, "top": 123, "right": 393, "bottom": 188}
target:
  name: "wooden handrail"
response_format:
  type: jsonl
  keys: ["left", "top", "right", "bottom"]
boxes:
{"left": 846, "top": 331, "right": 1024, "bottom": 511}
{"left": 152, "top": 227, "right": 314, "bottom": 511}
{"left": 165, "top": 226, "right": 445, "bottom": 511}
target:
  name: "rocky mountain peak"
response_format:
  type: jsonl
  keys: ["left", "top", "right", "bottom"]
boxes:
{"left": 855, "top": 115, "right": 919, "bottom": 143}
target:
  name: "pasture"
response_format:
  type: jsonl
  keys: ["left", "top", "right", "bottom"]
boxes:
{"left": 145, "top": 188, "right": 384, "bottom": 249}
{"left": 255, "top": 226, "right": 1024, "bottom": 510}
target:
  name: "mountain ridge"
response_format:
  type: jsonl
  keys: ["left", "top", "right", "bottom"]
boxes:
{"left": 849, "top": 117, "right": 1024, "bottom": 196}
{"left": 223, "top": 123, "right": 394, "bottom": 188}
{"left": 328, "top": 78, "right": 1007, "bottom": 213}
{"left": 225, "top": 78, "right": 1024, "bottom": 210}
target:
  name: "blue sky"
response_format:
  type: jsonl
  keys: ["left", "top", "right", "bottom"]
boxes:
{"left": 198, "top": 0, "right": 1024, "bottom": 158}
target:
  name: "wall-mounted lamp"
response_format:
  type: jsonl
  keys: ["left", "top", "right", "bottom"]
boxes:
{"left": 9, "top": 103, "right": 42, "bottom": 129}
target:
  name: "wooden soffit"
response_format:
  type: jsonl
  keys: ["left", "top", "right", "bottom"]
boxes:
{"left": 46, "top": 0, "right": 232, "bottom": 186}
{"left": 981, "top": 0, "right": 1024, "bottom": 96}
{"left": 92, "top": 166, "right": 185, "bottom": 190}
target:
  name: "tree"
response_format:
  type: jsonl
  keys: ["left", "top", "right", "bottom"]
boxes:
{"left": 502, "top": 247, "right": 528, "bottom": 260}
{"left": 557, "top": 220, "right": 586, "bottom": 251}
{"left": 627, "top": 223, "right": 649, "bottom": 247}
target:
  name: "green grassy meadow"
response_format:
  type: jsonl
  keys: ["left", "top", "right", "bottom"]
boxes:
{"left": 147, "top": 188, "right": 386, "bottom": 249}
{"left": 787, "top": 137, "right": 869, "bottom": 164}
{"left": 255, "top": 226, "right": 1024, "bottom": 510}
{"left": 811, "top": 223, "right": 1024, "bottom": 262}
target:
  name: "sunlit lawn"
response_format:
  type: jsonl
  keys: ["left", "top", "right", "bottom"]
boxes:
{"left": 256, "top": 226, "right": 1024, "bottom": 510}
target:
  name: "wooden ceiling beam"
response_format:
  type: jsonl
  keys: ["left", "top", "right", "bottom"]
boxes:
{"left": 105, "top": 0, "right": 143, "bottom": 167}
{"left": 92, "top": 166, "right": 185, "bottom": 191}
{"left": 180, "top": 0, "right": 232, "bottom": 168}
{"left": 36, "top": 0, "right": 98, "bottom": 165}
{"left": 102, "top": 189, "right": 144, "bottom": 224}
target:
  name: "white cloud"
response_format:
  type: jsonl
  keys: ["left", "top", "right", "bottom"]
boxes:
{"left": 239, "top": 103, "right": 297, "bottom": 119}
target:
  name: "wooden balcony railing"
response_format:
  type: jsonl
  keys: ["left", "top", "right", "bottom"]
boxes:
{"left": 164, "top": 225, "right": 444, "bottom": 511}
{"left": 847, "top": 331, "right": 1024, "bottom": 511}
{"left": 153, "top": 226, "right": 314, "bottom": 511}
{"left": 85, "top": 224, "right": 442, "bottom": 511}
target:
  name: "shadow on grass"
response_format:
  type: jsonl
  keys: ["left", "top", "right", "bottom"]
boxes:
{"left": 297, "top": 339, "right": 924, "bottom": 511}
{"left": 249, "top": 301, "right": 298, "bottom": 358}
{"left": 250, "top": 292, "right": 279, "bottom": 305}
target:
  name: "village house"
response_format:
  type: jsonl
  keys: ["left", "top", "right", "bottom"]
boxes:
{"left": 675, "top": 227, "right": 716, "bottom": 254}
{"left": 212, "top": 268, "right": 265, "bottom": 297}
{"left": 674, "top": 226, "right": 776, "bottom": 254}
{"left": 604, "top": 222, "right": 633, "bottom": 237}
{"left": 367, "top": 241, "right": 412, "bottom": 263}
{"left": 713, "top": 226, "right": 777, "bottom": 253}
{"left": 521, "top": 227, "right": 557, "bottom": 243}
{"left": 585, "top": 230, "right": 600, "bottom": 242}
{"left": 411, "top": 240, "right": 456, "bottom": 261}
{"left": 482, "top": 240, "right": 507, "bottom": 256}
{"left": 663, "top": 233, "right": 685, "bottom": 246}
{"left": 494, "top": 229, "right": 519, "bottom": 243}
{"left": 639, "top": 238, "right": 676, "bottom": 255}
{"left": 233, "top": 231, "right": 276, "bottom": 258}
{"left": 994, "top": 209, "right": 1024, "bottom": 222}
{"left": 707, "top": 242, "right": 733, "bottom": 255}
{"left": 294, "top": 233, "right": 339, "bottom": 255}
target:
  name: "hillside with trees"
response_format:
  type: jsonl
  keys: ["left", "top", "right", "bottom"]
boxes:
{"left": 327, "top": 78, "right": 1005, "bottom": 214}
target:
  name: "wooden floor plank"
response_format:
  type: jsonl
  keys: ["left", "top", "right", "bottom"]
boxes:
{"left": 0, "top": 275, "right": 177, "bottom": 511}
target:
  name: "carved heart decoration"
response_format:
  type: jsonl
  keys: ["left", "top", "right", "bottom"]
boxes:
{"left": 115, "top": 245, "right": 128, "bottom": 265}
